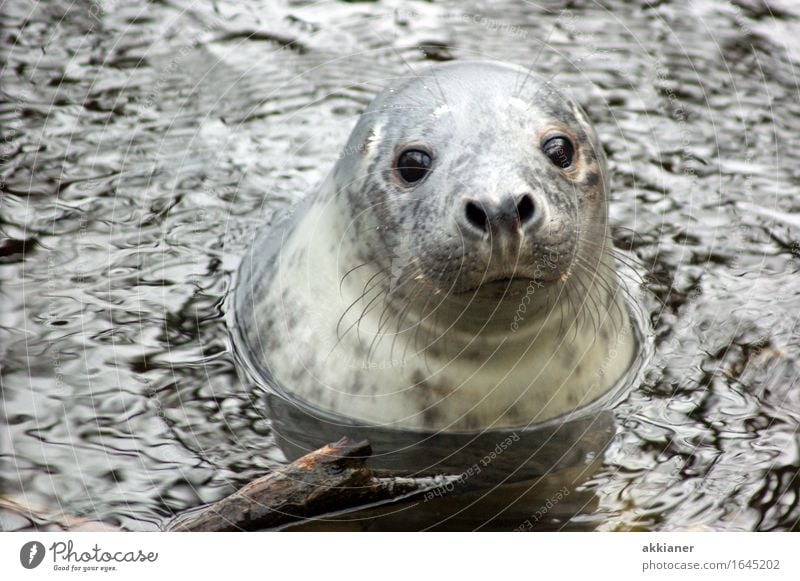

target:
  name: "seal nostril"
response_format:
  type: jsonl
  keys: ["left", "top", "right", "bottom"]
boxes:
{"left": 465, "top": 201, "right": 489, "bottom": 233}
{"left": 517, "top": 194, "right": 535, "bottom": 225}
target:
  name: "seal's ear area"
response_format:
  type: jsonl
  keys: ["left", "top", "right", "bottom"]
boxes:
{"left": 570, "top": 102, "right": 599, "bottom": 143}
{"left": 570, "top": 101, "right": 609, "bottom": 169}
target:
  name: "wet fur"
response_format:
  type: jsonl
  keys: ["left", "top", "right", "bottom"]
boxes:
{"left": 234, "top": 61, "right": 636, "bottom": 431}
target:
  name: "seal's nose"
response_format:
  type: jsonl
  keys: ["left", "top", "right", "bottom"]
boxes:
{"left": 461, "top": 193, "right": 539, "bottom": 237}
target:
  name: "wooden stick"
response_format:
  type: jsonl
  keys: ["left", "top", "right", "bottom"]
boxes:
{"left": 0, "top": 496, "right": 120, "bottom": 532}
{"left": 165, "top": 437, "right": 456, "bottom": 532}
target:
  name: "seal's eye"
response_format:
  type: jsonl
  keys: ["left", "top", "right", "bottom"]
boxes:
{"left": 395, "top": 149, "right": 432, "bottom": 184}
{"left": 542, "top": 136, "right": 575, "bottom": 169}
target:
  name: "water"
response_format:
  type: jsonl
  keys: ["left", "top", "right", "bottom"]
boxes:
{"left": 2, "top": 0, "right": 799, "bottom": 531}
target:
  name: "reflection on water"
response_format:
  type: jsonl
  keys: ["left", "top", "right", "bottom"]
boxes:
{"left": 1, "top": 0, "right": 799, "bottom": 531}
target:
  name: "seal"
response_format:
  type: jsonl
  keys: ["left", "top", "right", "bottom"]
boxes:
{"left": 233, "top": 60, "right": 636, "bottom": 432}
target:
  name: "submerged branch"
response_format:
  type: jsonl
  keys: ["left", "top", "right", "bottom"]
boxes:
{"left": 165, "top": 437, "right": 456, "bottom": 532}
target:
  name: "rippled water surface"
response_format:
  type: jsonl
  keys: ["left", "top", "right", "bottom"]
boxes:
{"left": 2, "top": 0, "right": 799, "bottom": 531}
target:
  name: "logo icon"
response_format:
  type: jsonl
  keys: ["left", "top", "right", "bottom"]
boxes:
{"left": 20, "top": 541, "right": 45, "bottom": 569}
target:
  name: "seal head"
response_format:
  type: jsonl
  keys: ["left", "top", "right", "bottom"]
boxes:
{"left": 234, "top": 60, "right": 635, "bottom": 431}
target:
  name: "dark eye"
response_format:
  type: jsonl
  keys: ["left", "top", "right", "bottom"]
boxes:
{"left": 395, "top": 149, "right": 432, "bottom": 184}
{"left": 542, "top": 136, "right": 575, "bottom": 169}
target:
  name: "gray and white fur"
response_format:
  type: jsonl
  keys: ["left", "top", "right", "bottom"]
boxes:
{"left": 233, "top": 60, "right": 635, "bottom": 431}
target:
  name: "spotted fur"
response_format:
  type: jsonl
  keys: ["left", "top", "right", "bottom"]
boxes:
{"left": 233, "top": 60, "right": 636, "bottom": 431}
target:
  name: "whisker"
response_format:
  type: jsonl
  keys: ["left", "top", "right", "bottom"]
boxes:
{"left": 571, "top": 257, "right": 629, "bottom": 337}
{"left": 334, "top": 267, "right": 389, "bottom": 344}
{"left": 387, "top": 282, "right": 428, "bottom": 366}
{"left": 365, "top": 273, "right": 420, "bottom": 365}
{"left": 352, "top": 279, "right": 390, "bottom": 342}
{"left": 339, "top": 262, "right": 370, "bottom": 295}
{"left": 570, "top": 263, "right": 600, "bottom": 341}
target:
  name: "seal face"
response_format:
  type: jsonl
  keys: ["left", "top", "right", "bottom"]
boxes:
{"left": 233, "top": 60, "right": 636, "bottom": 431}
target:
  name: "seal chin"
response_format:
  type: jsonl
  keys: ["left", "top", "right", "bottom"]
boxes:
{"left": 473, "top": 277, "right": 536, "bottom": 299}
{"left": 423, "top": 243, "right": 577, "bottom": 298}
{"left": 451, "top": 273, "right": 559, "bottom": 298}
{"left": 449, "top": 257, "right": 571, "bottom": 293}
